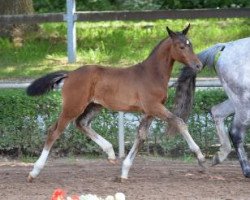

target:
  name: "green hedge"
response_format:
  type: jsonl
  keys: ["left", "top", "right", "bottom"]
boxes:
{"left": 33, "top": 0, "right": 250, "bottom": 13}
{"left": 0, "top": 89, "right": 121, "bottom": 157}
{"left": 0, "top": 88, "right": 248, "bottom": 158}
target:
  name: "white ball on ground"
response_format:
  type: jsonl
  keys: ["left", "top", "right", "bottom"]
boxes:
{"left": 105, "top": 195, "right": 115, "bottom": 200}
{"left": 114, "top": 193, "right": 125, "bottom": 200}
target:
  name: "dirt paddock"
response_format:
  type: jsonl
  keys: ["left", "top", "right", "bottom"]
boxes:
{"left": 0, "top": 156, "right": 250, "bottom": 200}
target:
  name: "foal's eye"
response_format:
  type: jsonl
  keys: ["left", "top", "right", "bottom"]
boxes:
{"left": 180, "top": 46, "right": 185, "bottom": 50}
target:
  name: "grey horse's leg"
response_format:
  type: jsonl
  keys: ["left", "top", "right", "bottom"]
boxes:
{"left": 121, "top": 115, "right": 153, "bottom": 180}
{"left": 211, "top": 99, "right": 235, "bottom": 165}
{"left": 229, "top": 116, "right": 250, "bottom": 178}
{"left": 75, "top": 103, "right": 116, "bottom": 162}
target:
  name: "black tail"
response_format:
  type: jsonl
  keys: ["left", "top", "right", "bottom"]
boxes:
{"left": 27, "top": 71, "right": 68, "bottom": 96}
{"left": 167, "top": 43, "right": 225, "bottom": 135}
{"left": 172, "top": 67, "right": 196, "bottom": 121}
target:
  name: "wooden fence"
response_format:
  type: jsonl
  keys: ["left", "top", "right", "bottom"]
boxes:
{"left": 1, "top": 8, "right": 250, "bottom": 25}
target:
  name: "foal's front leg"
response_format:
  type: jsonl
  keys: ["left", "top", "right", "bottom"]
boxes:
{"left": 151, "top": 104, "right": 205, "bottom": 166}
{"left": 121, "top": 115, "right": 153, "bottom": 180}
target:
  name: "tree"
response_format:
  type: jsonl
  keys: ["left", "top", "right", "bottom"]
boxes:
{"left": 0, "top": 0, "right": 36, "bottom": 46}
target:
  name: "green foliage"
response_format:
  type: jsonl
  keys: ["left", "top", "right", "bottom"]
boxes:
{"left": 0, "top": 89, "right": 61, "bottom": 156}
{"left": 0, "top": 89, "right": 120, "bottom": 157}
{"left": 158, "top": 0, "right": 250, "bottom": 9}
{"left": 0, "top": 18, "right": 249, "bottom": 79}
{"left": 32, "top": 0, "right": 250, "bottom": 13}
{"left": 33, "top": 0, "right": 116, "bottom": 13}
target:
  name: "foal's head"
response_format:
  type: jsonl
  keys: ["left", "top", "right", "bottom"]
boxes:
{"left": 166, "top": 24, "right": 202, "bottom": 71}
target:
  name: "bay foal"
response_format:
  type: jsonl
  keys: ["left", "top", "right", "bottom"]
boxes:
{"left": 27, "top": 24, "right": 205, "bottom": 182}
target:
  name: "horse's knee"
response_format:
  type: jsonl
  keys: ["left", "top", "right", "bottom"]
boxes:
{"left": 75, "top": 115, "right": 89, "bottom": 130}
{"left": 75, "top": 118, "right": 82, "bottom": 129}
{"left": 45, "top": 123, "right": 59, "bottom": 146}
{"left": 170, "top": 117, "right": 187, "bottom": 133}
{"left": 229, "top": 127, "right": 242, "bottom": 147}
{"left": 138, "top": 118, "right": 151, "bottom": 141}
{"left": 47, "top": 122, "right": 58, "bottom": 132}
{"left": 77, "top": 123, "right": 88, "bottom": 133}
{"left": 211, "top": 105, "right": 220, "bottom": 119}
{"left": 75, "top": 116, "right": 91, "bottom": 133}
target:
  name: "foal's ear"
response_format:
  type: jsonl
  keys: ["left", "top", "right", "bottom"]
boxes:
{"left": 182, "top": 23, "right": 190, "bottom": 35}
{"left": 166, "top": 26, "right": 176, "bottom": 38}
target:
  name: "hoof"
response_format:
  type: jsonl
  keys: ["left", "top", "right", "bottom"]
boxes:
{"left": 240, "top": 160, "right": 250, "bottom": 178}
{"left": 114, "top": 177, "right": 127, "bottom": 183}
{"left": 198, "top": 157, "right": 206, "bottom": 168}
{"left": 108, "top": 158, "right": 119, "bottom": 165}
{"left": 27, "top": 174, "right": 34, "bottom": 183}
{"left": 198, "top": 158, "right": 209, "bottom": 173}
{"left": 243, "top": 168, "right": 250, "bottom": 178}
{"left": 211, "top": 154, "right": 220, "bottom": 166}
{"left": 244, "top": 172, "right": 250, "bottom": 178}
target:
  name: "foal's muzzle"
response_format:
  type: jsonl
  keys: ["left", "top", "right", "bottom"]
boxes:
{"left": 189, "top": 60, "right": 203, "bottom": 72}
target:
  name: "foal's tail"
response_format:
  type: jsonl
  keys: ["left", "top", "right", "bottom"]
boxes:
{"left": 27, "top": 71, "right": 69, "bottom": 96}
{"left": 167, "top": 43, "right": 225, "bottom": 135}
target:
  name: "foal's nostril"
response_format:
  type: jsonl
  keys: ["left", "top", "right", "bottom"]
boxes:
{"left": 196, "top": 64, "right": 202, "bottom": 70}
{"left": 189, "top": 62, "right": 202, "bottom": 71}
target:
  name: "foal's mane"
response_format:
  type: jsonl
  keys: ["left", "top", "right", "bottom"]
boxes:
{"left": 147, "top": 37, "right": 167, "bottom": 58}
{"left": 146, "top": 32, "right": 187, "bottom": 59}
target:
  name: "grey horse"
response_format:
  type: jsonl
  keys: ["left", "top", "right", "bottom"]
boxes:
{"left": 170, "top": 37, "right": 250, "bottom": 177}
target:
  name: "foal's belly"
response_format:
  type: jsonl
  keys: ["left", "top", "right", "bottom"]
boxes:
{"left": 93, "top": 95, "right": 143, "bottom": 112}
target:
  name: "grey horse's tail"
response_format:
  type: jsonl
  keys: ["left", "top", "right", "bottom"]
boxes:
{"left": 167, "top": 43, "right": 225, "bottom": 135}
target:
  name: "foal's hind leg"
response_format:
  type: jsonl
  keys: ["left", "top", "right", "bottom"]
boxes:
{"left": 121, "top": 115, "right": 153, "bottom": 180}
{"left": 75, "top": 103, "right": 116, "bottom": 162}
{"left": 28, "top": 112, "right": 75, "bottom": 182}
{"left": 229, "top": 116, "right": 250, "bottom": 178}
{"left": 211, "top": 99, "right": 234, "bottom": 166}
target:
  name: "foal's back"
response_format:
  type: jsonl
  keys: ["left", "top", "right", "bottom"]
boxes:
{"left": 62, "top": 63, "right": 153, "bottom": 112}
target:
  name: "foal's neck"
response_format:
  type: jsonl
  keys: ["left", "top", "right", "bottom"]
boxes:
{"left": 143, "top": 38, "right": 175, "bottom": 85}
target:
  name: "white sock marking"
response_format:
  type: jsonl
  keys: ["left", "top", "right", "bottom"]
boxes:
{"left": 121, "top": 157, "right": 132, "bottom": 179}
{"left": 92, "top": 134, "right": 116, "bottom": 160}
{"left": 29, "top": 149, "right": 49, "bottom": 178}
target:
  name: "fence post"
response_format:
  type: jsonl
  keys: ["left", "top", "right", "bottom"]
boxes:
{"left": 65, "top": 0, "right": 77, "bottom": 63}
{"left": 118, "top": 112, "right": 125, "bottom": 158}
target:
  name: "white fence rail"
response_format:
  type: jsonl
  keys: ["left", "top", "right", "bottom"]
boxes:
{"left": 0, "top": 78, "right": 222, "bottom": 89}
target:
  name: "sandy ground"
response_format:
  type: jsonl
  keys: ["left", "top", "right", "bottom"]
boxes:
{"left": 0, "top": 156, "right": 250, "bottom": 200}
